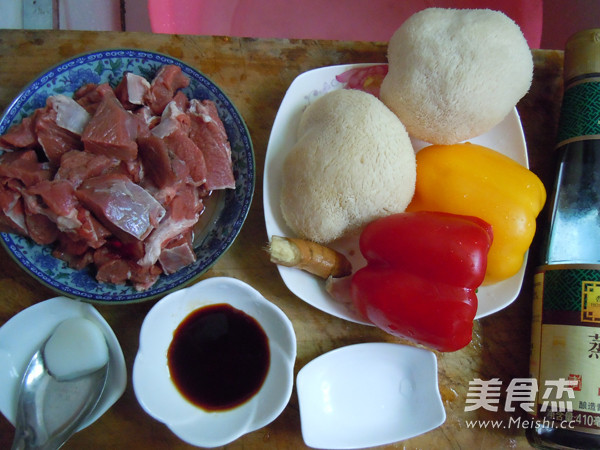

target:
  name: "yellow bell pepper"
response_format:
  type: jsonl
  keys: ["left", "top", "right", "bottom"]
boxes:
{"left": 406, "top": 142, "right": 546, "bottom": 285}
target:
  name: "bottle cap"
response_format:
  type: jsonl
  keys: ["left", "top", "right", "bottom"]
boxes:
{"left": 564, "top": 28, "right": 600, "bottom": 83}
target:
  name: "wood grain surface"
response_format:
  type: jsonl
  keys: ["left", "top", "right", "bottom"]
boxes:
{"left": 0, "top": 30, "right": 564, "bottom": 449}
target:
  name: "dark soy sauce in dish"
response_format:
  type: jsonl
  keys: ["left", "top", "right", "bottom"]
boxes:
{"left": 167, "top": 303, "right": 270, "bottom": 411}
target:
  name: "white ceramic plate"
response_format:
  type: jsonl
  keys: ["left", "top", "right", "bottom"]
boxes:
{"left": 263, "top": 63, "right": 528, "bottom": 323}
{"left": 296, "top": 342, "right": 445, "bottom": 449}
{"left": 132, "top": 277, "right": 297, "bottom": 448}
{"left": 0, "top": 297, "right": 127, "bottom": 430}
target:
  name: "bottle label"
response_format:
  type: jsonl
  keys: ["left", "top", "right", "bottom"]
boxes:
{"left": 530, "top": 264, "right": 600, "bottom": 434}
{"left": 556, "top": 79, "right": 600, "bottom": 146}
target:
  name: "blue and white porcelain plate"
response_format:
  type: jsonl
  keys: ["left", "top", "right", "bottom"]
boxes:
{"left": 0, "top": 49, "right": 255, "bottom": 303}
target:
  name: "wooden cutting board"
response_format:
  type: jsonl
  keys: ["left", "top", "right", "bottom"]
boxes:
{"left": 0, "top": 29, "right": 564, "bottom": 449}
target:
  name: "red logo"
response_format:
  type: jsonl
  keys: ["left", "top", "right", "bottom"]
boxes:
{"left": 569, "top": 374, "right": 582, "bottom": 391}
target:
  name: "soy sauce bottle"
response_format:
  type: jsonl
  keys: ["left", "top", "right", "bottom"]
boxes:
{"left": 527, "top": 29, "right": 600, "bottom": 449}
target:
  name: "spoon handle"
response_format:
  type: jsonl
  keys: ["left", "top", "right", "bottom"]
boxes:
{"left": 11, "top": 425, "right": 31, "bottom": 450}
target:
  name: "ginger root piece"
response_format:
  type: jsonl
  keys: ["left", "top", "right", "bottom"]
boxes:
{"left": 268, "top": 235, "right": 352, "bottom": 279}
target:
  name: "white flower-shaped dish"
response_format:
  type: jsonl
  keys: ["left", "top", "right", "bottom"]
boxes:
{"left": 133, "top": 277, "right": 297, "bottom": 448}
{"left": 296, "top": 343, "right": 445, "bottom": 449}
{"left": 263, "top": 63, "right": 528, "bottom": 323}
{"left": 0, "top": 297, "right": 127, "bottom": 430}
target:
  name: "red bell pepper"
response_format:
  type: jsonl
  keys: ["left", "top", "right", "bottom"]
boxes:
{"left": 350, "top": 211, "right": 493, "bottom": 352}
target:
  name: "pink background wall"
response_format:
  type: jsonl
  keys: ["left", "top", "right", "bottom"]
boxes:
{"left": 2, "top": 0, "right": 599, "bottom": 51}
{"left": 541, "top": 0, "right": 600, "bottom": 50}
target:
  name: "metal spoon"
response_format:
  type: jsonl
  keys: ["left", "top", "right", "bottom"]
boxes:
{"left": 11, "top": 338, "right": 109, "bottom": 450}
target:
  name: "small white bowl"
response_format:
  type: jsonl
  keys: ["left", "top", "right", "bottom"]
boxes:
{"left": 296, "top": 343, "right": 445, "bottom": 449}
{"left": 0, "top": 297, "right": 127, "bottom": 430}
{"left": 133, "top": 277, "right": 297, "bottom": 448}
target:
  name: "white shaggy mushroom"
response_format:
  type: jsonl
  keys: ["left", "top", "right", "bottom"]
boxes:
{"left": 380, "top": 8, "right": 533, "bottom": 145}
{"left": 280, "top": 89, "right": 416, "bottom": 244}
